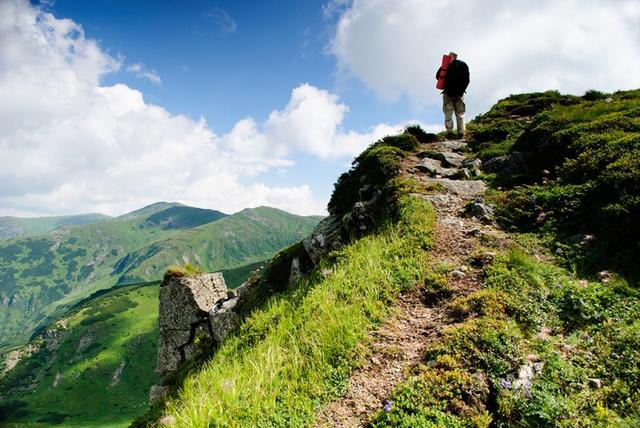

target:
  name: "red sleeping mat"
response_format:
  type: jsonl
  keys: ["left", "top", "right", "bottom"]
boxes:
{"left": 436, "top": 54, "right": 453, "bottom": 90}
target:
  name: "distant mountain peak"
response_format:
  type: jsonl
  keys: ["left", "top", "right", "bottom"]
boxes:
{"left": 144, "top": 206, "right": 227, "bottom": 229}
{"left": 118, "top": 202, "right": 185, "bottom": 220}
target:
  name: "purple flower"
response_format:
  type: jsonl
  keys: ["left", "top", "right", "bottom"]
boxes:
{"left": 555, "top": 284, "right": 563, "bottom": 289}
{"left": 524, "top": 389, "right": 533, "bottom": 399}
{"left": 610, "top": 352, "right": 620, "bottom": 359}
{"left": 578, "top": 299, "right": 585, "bottom": 306}
{"left": 586, "top": 351, "right": 594, "bottom": 361}
{"left": 384, "top": 400, "right": 393, "bottom": 412}
{"left": 500, "top": 378, "right": 512, "bottom": 389}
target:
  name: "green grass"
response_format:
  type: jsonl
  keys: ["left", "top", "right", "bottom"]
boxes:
{"left": 219, "top": 260, "right": 266, "bottom": 289}
{"left": 153, "top": 195, "right": 434, "bottom": 427}
{"left": 371, "top": 246, "right": 640, "bottom": 427}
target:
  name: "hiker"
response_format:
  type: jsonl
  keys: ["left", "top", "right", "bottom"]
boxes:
{"left": 436, "top": 52, "right": 470, "bottom": 137}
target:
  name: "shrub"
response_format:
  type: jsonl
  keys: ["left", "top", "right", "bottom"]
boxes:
{"left": 328, "top": 129, "right": 422, "bottom": 218}
{"left": 405, "top": 125, "right": 437, "bottom": 145}
{"left": 162, "top": 263, "right": 203, "bottom": 281}
{"left": 582, "top": 89, "right": 608, "bottom": 101}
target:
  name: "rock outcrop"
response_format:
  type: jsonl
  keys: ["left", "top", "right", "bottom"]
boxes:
{"left": 156, "top": 273, "right": 227, "bottom": 377}
{"left": 151, "top": 272, "right": 248, "bottom": 404}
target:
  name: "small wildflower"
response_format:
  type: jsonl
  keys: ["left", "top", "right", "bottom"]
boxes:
{"left": 500, "top": 378, "right": 512, "bottom": 389}
{"left": 578, "top": 299, "right": 585, "bottom": 306}
{"left": 555, "top": 284, "right": 562, "bottom": 289}
{"left": 586, "top": 351, "right": 593, "bottom": 361}
{"left": 384, "top": 400, "right": 393, "bottom": 412}
{"left": 610, "top": 352, "right": 620, "bottom": 359}
{"left": 583, "top": 333, "right": 590, "bottom": 340}
{"left": 524, "top": 389, "right": 533, "bottom": 399}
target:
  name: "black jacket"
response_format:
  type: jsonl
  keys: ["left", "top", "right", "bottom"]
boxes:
{"left": 436, "top": 59, "right": 470, "bottom": 97}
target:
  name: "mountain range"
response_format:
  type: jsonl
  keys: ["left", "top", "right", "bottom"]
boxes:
{"left": 0, "top": 203, "right": 322, "bottom": 351}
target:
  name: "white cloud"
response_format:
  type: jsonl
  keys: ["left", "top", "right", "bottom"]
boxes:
{"left": 222, "top": 83, "right": 417, "bottom": 160}
{"left": 0, "top": 0, "right": 412, "bottom": 218}
{"left": 126, "top": 62, "right": 161, "bottom": 84}
{"left": 329, "top": 0, "right": 640, "bottom": 116}
{"left": 204, "top": 7, "right": 237, "bottom": 35}
{"left": 0, "top": 0, "right": 325, "bottom": 217}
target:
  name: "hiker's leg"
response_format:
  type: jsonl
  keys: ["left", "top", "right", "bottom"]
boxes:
{"left": 443, "top": 94, "right": 454, "bottom": 134}
{"left": 454, "top": 96, "right": 466, "bottom": 136}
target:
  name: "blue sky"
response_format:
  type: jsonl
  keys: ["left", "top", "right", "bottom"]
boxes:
{"left": 48, "top": 0, "right": 422, "bottom": 137}
{"left": 1, "top": 0, "right": 639, "bottom": 217}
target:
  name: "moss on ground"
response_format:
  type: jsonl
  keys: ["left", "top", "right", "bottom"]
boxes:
{"left": 468, "top": 89, "right": 640, "bottom": 278}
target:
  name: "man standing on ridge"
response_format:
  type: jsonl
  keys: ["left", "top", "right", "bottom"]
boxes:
{"left": 436, "top": 52, "right": 470, "bottom": 138}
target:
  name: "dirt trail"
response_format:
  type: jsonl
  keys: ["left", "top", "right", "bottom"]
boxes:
{"left": 314, "top": 138, "right": 509, "bottom": 427}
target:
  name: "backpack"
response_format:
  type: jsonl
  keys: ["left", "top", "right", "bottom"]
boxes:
{"left": 444, "top": 60, "right": 470, "bottom": 97}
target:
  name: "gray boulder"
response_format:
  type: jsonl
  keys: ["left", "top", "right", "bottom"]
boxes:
{"left": 484, "top": 152, "right": 534, "bottom": 175}
{"left": 209, "top": 298, "right": 240, "bottom": 343}
{"left": 416, "top": 158, "right": 458, "bottom": 178}
{"left": 156, "top": 273, "right": 228, "bottom": 376}
{"left": 149, "top": 385, "right": 170, "bottom": 404}
{"left": 463, "top": 158, "right": 483, "bottom": 176}
{"left": 464, "top": 198, "right": 496, "bottom": 223}
{"left": 431, "top": 151, "right": 466, "bottom": 168}
{"left": 342, "top": 186, "right": 386, "bottom": 237}
{"left": 289, "top": 257, "right": 303, "bottom": 285}
{"left": 432, "top": 140, "right": 468, "bottom": 152}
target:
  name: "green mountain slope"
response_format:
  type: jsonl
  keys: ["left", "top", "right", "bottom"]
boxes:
{"left": 0, "top": 282, "right": 160, "bottom": 427}
{"left": 115, "top": 207, "right": 323, "bottom": 284}
{"left": 0, "top": 213, "right": 111, "bottom": 240}
{"left": 144, "top": 206, "right": 226, "bottom": 229}
{"left": 0, "top": 258, "right": 263, "bottom": 427}
{"left": 117, "top": 202, "right": 184, "bottom": 221}
{"left": 0, "top": 205, "right": 321, "bottom": 351}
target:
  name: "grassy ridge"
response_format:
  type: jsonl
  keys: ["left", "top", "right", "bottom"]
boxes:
{"left": 370, "top": 89, "right": 640, "bottom": 427}
{"left": 160, "top": 195, "right": 435, "bottom": 426}
{"left": 127, "top": 127, "right": 434, "bottom": 426}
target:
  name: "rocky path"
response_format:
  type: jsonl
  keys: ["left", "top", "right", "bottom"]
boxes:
{"left": 314, "top": 138, "right": 509, "bottom": 427}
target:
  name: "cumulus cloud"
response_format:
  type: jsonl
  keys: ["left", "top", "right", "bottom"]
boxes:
{"left": 329, "top": 0, "right": 640, "bottom": 116}
{"left": 222, "top": 84, "right": 419, "bottom": 160}
{"left": 126, "top": 62, "right": 161, "bottom": 84}
{"left": 0, "top": 0, "right": 414, "bottom": 218}
{"left": 0, "top": 0, "right": 325, "bottom": 216}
